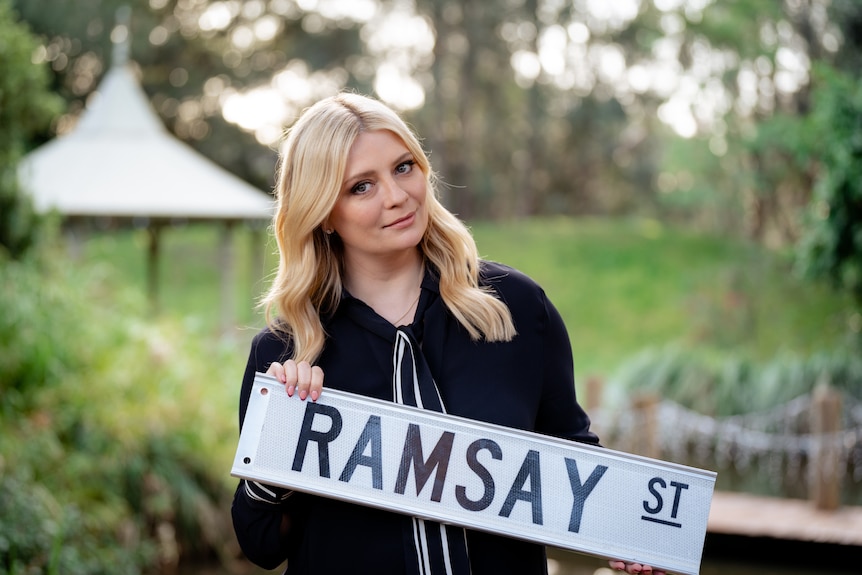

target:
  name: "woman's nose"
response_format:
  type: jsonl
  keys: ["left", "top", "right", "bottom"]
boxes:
{"left": 381, "top": 175, "right": 409, "bottom": 206}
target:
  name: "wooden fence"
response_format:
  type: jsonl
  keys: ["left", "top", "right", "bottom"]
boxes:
{"left": 587, "top": 379, "right": 860, "bottom": 510}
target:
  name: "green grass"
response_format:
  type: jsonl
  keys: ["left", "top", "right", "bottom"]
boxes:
{"left": 79, "top": 217, "right": 856, "bottom": 377}
{"left": 81, "top": 223, "right": 275, "bottom": 331}
{"left": 471, "top": 217, "right": 855, "bottom": 375}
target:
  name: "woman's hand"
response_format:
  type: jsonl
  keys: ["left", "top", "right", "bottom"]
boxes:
{"left": 267, "top": 359, "right": 325, "bottom": 401}
{"left": 609, "top": 561, "right": 666, "bottom": 575}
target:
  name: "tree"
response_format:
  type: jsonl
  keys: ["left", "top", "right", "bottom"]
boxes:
{"left": 12, "top": 0, "right": 366, "bottom": 191}
{"left": 796, "top": 66, "right": 862, "bottom": 308}
{"left": 0, "top": 0, "right": 63, "bottom": 259}
{"left": 13, "top": 0, "right": 861, "bottom": 226}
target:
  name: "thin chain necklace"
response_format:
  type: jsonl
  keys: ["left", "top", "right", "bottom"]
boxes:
{"left": 393, "top": 290, "right": 421, "bottom": 326}
{"left": 392, "top": 264, "right": 424, "bottom": 326}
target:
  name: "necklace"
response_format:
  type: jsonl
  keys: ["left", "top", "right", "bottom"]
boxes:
{"left": 393, "top": 291, "right": 421, "bottom": 326}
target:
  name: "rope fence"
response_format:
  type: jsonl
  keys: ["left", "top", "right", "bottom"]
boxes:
{"left": 591, "top": 383, "right": 862, "bottom": 509}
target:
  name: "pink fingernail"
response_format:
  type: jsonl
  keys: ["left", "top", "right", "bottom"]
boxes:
{"left": 287, "top": 385, "right": 295, "bottom": 396}
{"left": 311, "top": 390, "right": 319, "bottom": 402}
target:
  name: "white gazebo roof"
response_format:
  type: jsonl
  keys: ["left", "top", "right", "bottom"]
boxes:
{"left": 18, "top": 61, "right": 274, "bottom": 221}
{"left": 16, "top": 36, "right": 275, "bottom": 331}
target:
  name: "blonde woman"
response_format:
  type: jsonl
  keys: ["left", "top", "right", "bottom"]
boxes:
{"left": 231, "top": 93, "right": 658, "bottom": 575}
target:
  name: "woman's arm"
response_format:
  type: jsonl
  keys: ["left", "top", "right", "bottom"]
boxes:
{"left": 230, "top": 330, "right": 319, "bottom": 569}
{"left": 535, "top": 289, "right": 600, "bottom": 445}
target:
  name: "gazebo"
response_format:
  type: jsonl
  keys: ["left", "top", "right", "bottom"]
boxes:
{"left": 18, "top": 33, "right": 274, "bottom": 332}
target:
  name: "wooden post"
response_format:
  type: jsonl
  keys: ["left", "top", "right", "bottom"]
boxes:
{"left": 584, "top": 375, "right": 603, "bottom": 413}
{"left": 146, "top": 221, "right": 162, "bottom": 314}
{"left": 631, "top": 392, "right": 660, "bottom": 460}
{"left": 809, "top": 381, "right": 842, "bottom": 510}
{"left": 219, "top": 220, "right": 236, "bottom": 336}
{"left": 249, "top": 224, "right": 265, "bottom": 299}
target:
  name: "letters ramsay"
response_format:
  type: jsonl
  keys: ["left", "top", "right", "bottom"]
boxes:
{"left": 288, "top": 402, "right": 608, "bottom": 533}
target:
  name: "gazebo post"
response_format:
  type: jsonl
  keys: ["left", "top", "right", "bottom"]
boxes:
{"left": 250, "top": 222, "right": 266, "bottom": 299}
{"left": 147, "top": 221, "right": 162, "bottom": 313}
{"left": 219, "top": 220, "right": 236, "bottom": 335}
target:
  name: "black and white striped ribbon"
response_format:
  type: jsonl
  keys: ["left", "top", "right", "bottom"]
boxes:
{"left": 392, "top": 328, "right": 471, "bottom": 575}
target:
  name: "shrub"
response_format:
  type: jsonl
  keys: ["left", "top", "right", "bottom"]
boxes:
{"left": 1, "top": 241, "right": 242, "bottom": 573}
{"left": 606, "top": 344, "right": 862, "bottom": 416}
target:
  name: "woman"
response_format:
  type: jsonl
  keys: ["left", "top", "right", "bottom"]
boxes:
{"left": 231, "top": 92, "right": 661, "bottom": 575}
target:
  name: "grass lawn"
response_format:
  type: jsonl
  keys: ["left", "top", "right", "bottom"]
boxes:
{"left": 470, "top": 217, "right": 855, "bottom": 376}
{"left": 79, "top": 216, "right": 856, "bottom": 378}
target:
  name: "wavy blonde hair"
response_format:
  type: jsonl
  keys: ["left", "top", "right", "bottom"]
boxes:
{"left": 263, "top": 92, "right": 515, "bottom": 362}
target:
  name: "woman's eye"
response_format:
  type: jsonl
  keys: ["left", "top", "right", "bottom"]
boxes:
{"left": 395, "top": 160, "right": 415, "bottom": 174}
{"left": 352, "top": 181, "right": 372, "bottom": 194}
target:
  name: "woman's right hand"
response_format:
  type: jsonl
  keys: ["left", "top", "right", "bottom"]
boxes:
{"left": 609, "top": 560, "right": 666, "bottom": 574}
{"left": 267, "top": 359, "right": 325, "bottom": 402}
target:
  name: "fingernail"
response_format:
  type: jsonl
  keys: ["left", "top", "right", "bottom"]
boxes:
{"left": 287, "top": 385, "right": 295, "bottom": 396}
{"left": 299, "top": 390, "right": 307, "bottom": 400}
{"left": 311, "top": 390, "right": 319, "bottom": 402}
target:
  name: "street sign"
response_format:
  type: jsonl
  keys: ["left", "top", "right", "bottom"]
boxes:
{"left": 232, "top": 373, "right": 716, "bottom": 575}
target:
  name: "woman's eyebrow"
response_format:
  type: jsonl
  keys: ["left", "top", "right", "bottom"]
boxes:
{"left": 343, "top": 168, "right": 375, "bottom": 186}
{"left": 343, "top": 152, "right": 415, "bottom": 185}
{"left": 393, "top": 152, "right": 413, "bottom": 165}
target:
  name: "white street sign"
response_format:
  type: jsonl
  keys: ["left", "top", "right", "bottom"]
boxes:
{"left": 232, "top": 373, "right": 716, "bottom": 575}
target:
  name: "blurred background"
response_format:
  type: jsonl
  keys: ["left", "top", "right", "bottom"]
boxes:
{"left": 1, "top": 0, "right": 861, "bottom": 574}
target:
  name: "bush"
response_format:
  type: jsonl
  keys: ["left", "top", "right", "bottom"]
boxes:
{"left": 606, "top": 344, "right": 862, "bottom": 416}
{"left": 0, "top": 471, "right": 59, "bottom": 574}
{"left": 0, "top": 248, "right": 91, "bottom": 416}
{"left": 0, "top": 0, "right": 63, "bottom": 261}
{"left": 796, "top": 65, "right": 862, "bottom": 310}
{"left": 1, "top": 240, "right": 242, "bottom": 573}
{"left": 0, "top": 460, "right": 155, "bottom": 575}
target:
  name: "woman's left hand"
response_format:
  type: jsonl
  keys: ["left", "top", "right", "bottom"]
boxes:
{"left": 609, "top": 560, "right": 667, "bottom": 575}
{"left": 266, "top": 359, "right": 325, "bottom": 402}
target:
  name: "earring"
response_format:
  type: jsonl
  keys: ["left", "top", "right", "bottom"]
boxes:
{"left": 324, "top": 228, "right": 333, "bottom": 235}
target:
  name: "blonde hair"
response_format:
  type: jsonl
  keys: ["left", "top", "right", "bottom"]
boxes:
{"left": 263, "top": 92, "right": 515, "bottom": 362}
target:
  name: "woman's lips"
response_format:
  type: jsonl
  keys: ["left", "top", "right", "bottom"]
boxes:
{"left": 385, "top": 212, "right": 415, "bottom": 229}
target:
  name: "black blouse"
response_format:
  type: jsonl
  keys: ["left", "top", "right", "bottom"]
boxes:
{"left": 231, "top": 261, "right": 599, "bottom": 574}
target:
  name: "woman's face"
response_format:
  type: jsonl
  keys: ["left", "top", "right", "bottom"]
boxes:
{"left": 326, "top": 129, "right": 428, "bottom": 266}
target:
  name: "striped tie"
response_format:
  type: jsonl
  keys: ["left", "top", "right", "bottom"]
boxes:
{"left": 392, "top": 327, "right": 471, "bottom": 575}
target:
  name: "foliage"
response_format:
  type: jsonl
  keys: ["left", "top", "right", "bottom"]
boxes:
{"left": 0, "top": 246, "right": 91, "bottom": 416}
{"left": 0, "top": 0, "right": 63, "bottom": 260}
{"left": 11, "top": 0, "right": 362, "bottom": 189}
{"left": 796, "top": 66, "right": 862, "bottom": 309}
{"left": 741, "top": 104, "right": 818, "bottom": 244}
{"left": 0, "top": 473, "right": 58, "bottom": 575}
{"left": 606, "top": 345, "right": 862, "bottom": 417}
{"left": 0, "top": 171, "right": 43, "bottom": 261}
{"left": 654, "top": 131, "right": 750, "bottom": 236}
{"left": 9, "top": 0, "right": 862, "bottom": 238}
{"left": 0, "top": 240, "right": 242, "bottom": 574}
{"left": 0, "top": 469, "right": 153, "bottom": 575}
{"left": 603, "top": 346, "right": 862, "bottom": 506}
{"left": 0, "top": 0, "right": 62, "bottom": 166}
